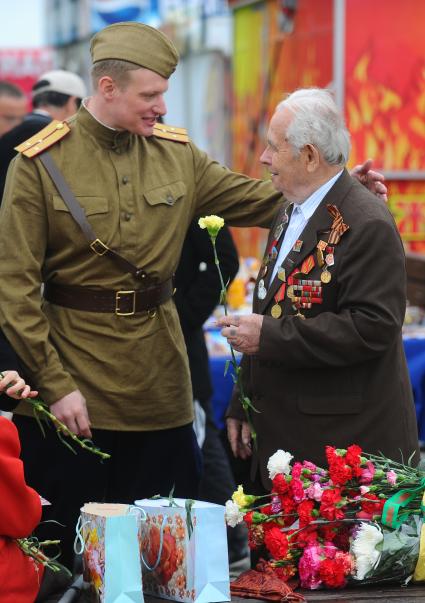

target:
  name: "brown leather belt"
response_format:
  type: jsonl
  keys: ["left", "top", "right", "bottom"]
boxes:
{"left": 44, "top": 278, "right": 174, "bottom": 316}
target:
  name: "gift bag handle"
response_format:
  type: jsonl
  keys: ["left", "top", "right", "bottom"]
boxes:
{"left": 139, "top": 514, "right": 166, "bottom": 572}
{"left": 74, "top": 515, "right": 92, "bottom": 555}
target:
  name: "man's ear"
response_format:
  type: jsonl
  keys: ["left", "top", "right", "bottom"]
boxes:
{"left": 304, "top": 144, "right": 320, "bottom": 173}
{"left": 98, "top": 75, "right": 117, "bottom": 100}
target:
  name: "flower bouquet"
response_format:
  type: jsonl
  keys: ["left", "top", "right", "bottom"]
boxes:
{"left": 225, "top": 445, "right": 425, "bottom": 590}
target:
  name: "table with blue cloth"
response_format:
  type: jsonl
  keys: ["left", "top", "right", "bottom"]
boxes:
{"left": 208, "top": 328, "right": 425, "bottom": 441}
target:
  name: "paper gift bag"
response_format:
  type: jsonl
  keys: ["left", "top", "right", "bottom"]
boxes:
{"left": 135, "top": 498, "right": 230, "bottom": 603}
{"left": 77, "top": 503, "right": 144, "bottom": 603}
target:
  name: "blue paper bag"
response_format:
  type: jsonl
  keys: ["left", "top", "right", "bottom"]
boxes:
{"left": 135, "top": 498, "right": 230, "bottom": 603}
{"left": 77, "top": 503, "right": 144, "bottom": 603}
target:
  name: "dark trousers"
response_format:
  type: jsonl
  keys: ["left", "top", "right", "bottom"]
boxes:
{"left": 14, "top": 416, "right": 202, "bottom": 571}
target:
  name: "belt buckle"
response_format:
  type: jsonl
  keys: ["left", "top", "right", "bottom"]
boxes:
{"left": 115, "top": 290, "right": 136, "bottom": 316}
{"left": 90, "top": 238, "right": 109, "bottom": 256}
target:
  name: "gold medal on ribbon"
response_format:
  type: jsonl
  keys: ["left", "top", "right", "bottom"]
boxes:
{"left": 321, "top": 269, "right": 331, "bottom": 284}
{"left": 271, "top": 304, "right": 282, "bottom": 319}
{"left": 287, "top": 285, "right": 295, "bottom": 300}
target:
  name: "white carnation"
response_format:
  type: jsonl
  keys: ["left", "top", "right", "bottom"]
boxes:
{"left": 267, "top": 449, "right": 293, "bottom": 479}
{"left": 225, "top": 500, "right": 244, "bottom": 528}
{"left": 351, "top": 523, "right": 383, "bottom": 580}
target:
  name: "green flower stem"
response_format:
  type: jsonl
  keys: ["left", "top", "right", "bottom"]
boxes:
{"left": 211, "top": 237, "right": 258, "bottom": 448}
{"left": 0, "top": 372, "right": 110, "bottom": 460}
{"left": 16, "top": 537, "right": 71, "bottom": 575}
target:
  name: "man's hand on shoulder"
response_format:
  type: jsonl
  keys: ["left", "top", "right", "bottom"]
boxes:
{"left": 50, "top": 389, "right": 92, "bottom": 438}
{"left": 350, "top": 158, "right": 388, "bottom": 202}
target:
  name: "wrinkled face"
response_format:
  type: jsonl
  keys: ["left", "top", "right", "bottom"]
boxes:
{"left": 0, "top": 94, "right": 27, "bottom": 136}
{"left": 260, "top": 108, "right": 308, "bottom": 202}
{"left": 109, "top": 67, "right": 168, "bottom": 136}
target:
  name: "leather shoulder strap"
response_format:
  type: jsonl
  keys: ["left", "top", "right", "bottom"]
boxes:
{"left": 39, "top": 152, "right": 148, "bottom": 281}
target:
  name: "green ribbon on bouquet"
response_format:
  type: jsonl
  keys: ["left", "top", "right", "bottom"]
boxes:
{"left": 381, "top": 478, "right": 425, "bottom": 529}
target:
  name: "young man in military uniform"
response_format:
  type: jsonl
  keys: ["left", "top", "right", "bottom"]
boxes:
{"left": 0, "top": 23, "right": 387, "bottom": 568}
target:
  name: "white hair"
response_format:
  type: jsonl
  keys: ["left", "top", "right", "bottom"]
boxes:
{"left": 276, "top": 88, "right": 351, "bottom": 166}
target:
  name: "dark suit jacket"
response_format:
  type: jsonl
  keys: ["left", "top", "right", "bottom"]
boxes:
{"left": 0, "top": 111, "right": 51, "bottom": 201}
{"left": 228, "top": 169, "right": 419, "bottom": 487}
{"left": 174, "top": 221, "right": 239, "bottom": 402}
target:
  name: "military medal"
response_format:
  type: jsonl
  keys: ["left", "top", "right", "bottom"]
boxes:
{"left": 292, "top": 239, "right": 303, "bottom": 253}
{"left": 271, "top": 304, "right": 282, "bottom": 319}
{"left": 271, "top": 281, "right": 286, "bottom": 319}
{"left": 260, "top": 264, "right": 268, "bottom": 278}
{"left": 317, "top": 248, "right": 324, "bottom": 267}
{"left": 325, "top": 253, "right": 334, "bottom": 266}
{"left": 274, "top": 223, "right": 284, "bottom": 241}
{"left": 258, "top": 279, "right": 267, "bottom": 299}
{"left": 277, "top": 267, "right": 286, "bottom": 282}
{"left": 287, "top": 285, "right": 295, "bottom": 300}
{"left": 321, "top": 269, "right": 331, "bottom": 283}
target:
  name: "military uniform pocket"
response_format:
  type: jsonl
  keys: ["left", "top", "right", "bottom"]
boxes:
{"left": 143, "top": 181, "right": 186, "bottom": 207}
{"left": 52, "top": 195, "right": 109, "bottom": 216}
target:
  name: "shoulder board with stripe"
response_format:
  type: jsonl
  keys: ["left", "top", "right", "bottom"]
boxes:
{"left": 15, "top": 120, "right": 71, "bottom": 158}
{"left": 153, "top": 122, "right": 189, "bottom": 143}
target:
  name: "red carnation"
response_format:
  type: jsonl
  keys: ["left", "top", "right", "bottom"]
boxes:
{"left": 329, "top": 455, "right": 352, "bottom": 486}
{"left": 319, "top": 558, "right": 347, "bottom": 588}
{"left": 361, "top": 493, "right": 385, "bottom": 517}
{"left": 264, "top": 526, "right": 289, "bottom": 560}
{"left": 319, "top": 488, "right": 345, "bottom": 521}
{"left": 272, "top": 473, "right": 289, "bottom": 496}
{"left": 260, "top": 504, "right": 273, "bottom": 515}
{"left": 290, "top": 477, "right": 305, "bottom": 502}
{"left": 244, "top": 511, "right": 253, "bottom": 526}
{"left": 297, "top": 499, "right": 316, "bottom": 528}
{"left": 325, "top": 446, "right": 338, "bottom": 465}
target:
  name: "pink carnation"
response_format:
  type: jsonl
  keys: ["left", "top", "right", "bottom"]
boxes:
{"left": 306, "top": 482, "right": 324, "bottom": 502}
{"left": 386, "top": 470, "right": 397, "bottom": 485}
{"left": 360, "top": 461, "right": 375, "bottom": 484}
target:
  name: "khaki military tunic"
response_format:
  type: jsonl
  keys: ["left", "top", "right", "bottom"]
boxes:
{"left": 0, "top": 106, "right": 282, "bottom": 431}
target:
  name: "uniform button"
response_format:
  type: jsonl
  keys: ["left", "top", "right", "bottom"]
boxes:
{"left": 123, "top": 212, "right": 132, "bottom": 221}
{"left": 166, "top": 194, "right": 174, "bottom": 205}
{"left": 122, "top": 176, "right": 129, "bottom": 185}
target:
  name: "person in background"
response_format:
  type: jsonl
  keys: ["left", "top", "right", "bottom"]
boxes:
{"left": 0, "top": 70, "right": 87, "bottom": 200}
{"left": 174, "top": 220, "right": 247, "bottom": 561}
{"left": 0, "top": 81, "right": 26, "bottom": 137}
{"left": 219, "top": 88, "right": 420, "bottom": 490}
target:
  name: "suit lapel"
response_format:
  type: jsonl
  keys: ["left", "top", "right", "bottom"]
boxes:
{"left": 258, "top": 169, "right": 354, "bottom": 313}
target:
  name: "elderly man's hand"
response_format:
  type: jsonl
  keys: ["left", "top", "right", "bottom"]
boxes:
{"left": 350, "top": 158, "right": 388, "bottom": 202}
{"left": 217, "top": 313, "right": 263, "bottom": 355}
{"left": 227, "top": 418, "right": 252, "bottom": 459}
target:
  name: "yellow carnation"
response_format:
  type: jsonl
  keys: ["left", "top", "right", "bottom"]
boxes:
{"left": 232, "top": 485, "right": 249, "bottom": 509}
{"left": 198, "top": 215, "right": 225, "bottom": 238}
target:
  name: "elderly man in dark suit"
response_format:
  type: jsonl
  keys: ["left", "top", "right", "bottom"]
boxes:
{"left": 218, "top": 88, "right": 419, "bottom": 488}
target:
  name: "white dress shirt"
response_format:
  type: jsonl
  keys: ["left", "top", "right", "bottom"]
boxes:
{"left": 270, "top": 171, "right": 343, "bottom": 282}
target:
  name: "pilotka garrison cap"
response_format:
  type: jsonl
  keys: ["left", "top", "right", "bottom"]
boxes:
{"left": 90, "top": 22, "right": 179, "bottom": 79}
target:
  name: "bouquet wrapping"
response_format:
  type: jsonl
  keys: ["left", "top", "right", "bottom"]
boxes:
{"left": 226, "top": 445, "right": 425, "bottom": 590}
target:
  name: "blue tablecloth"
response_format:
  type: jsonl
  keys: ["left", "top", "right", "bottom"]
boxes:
{"left": 210, "top": 337, "right": 425, "bottom": 439}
